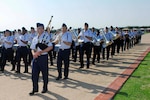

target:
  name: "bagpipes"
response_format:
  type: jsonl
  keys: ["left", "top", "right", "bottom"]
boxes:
{"left": 36, "top": 43, "right": 48, "bottom": 50}
{"left": 36, "top": 16, "right": 53, "bottom": 50}
{"left": 36, "top": 34, "right": 49, "bottom": 50}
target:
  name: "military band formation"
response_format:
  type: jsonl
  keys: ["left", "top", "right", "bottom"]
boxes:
{"left": 0, "top": 20, "right": 142, "bottom": 95}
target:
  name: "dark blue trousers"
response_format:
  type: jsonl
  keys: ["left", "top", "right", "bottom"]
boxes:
{"left": 32, "top": 54, "right": 48, "bottom": 91}
{"left": 57, "top": 49, "right": 70, "bottom": 78}
{"left": 0, "top": 47, "right": 14, "bottom": 71}
{"left": 79, "top": 42, "right": 91, "bottom": 68}
{"left": 16, "top": 46, "right": 28, "bottom": 72}
{"left": 92, "top": 45, "right": 102, "bottom": 63}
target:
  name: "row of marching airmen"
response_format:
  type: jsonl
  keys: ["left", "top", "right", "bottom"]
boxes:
{"left": 0, "top": 22, "right": 142, "bottom": 95}
{"left": 69, "top": 24, "right": 141, "bottom": 66}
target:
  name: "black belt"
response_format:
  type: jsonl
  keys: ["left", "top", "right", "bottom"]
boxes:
{"left": 59, "top": 48, "right": 70, "bottom": 51}
{"left": 4, "top": 47, "right": 12, "bottom": 50}
{"left": 84, "top": 42, "right": 91, "bottom": 44}
{"left": 18, "top": 46, "right": 27, "bottom": 48}
{"left": 38, "top": 54, "right": 48, "bottom": 57}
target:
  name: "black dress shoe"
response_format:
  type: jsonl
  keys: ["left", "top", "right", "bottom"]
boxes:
{"left": 29, "top": 90, "right": 38, "bottom": 96}
{"left": 73, "top": 59, "right": 76, "bottom": 62}
{"left": 92, "top": 62, "right": 95, "bottom": 65}
{"left": 0, "top": 69, "right": 4, "bottom": 73}
{"left": 50, "top": 63, "right": 53, "bottom": 66}
{"left": 63, "top": 77, "right": 68, "bottom": 80}
{"left": 79, "top": 66, "right": 84, "bottom": 68}
{"left": 23, "top": 71, "right": 28, "bottom": 73}
{"left": 41, "top": 89, "right": 48, "bottom": 93}
{"left": 10, "top": 69, "right": 15, "bottom": 71}
{"left": 0, "top": 69, "right": 4, "bottom": 71}
{"left": 56, "top": 77, "right": 62, "bottom": 80}
{"left": 15, "top": 71, "right": 20, "bottom": 73}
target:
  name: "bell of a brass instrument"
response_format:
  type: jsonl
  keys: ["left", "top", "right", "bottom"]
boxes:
{"left": 92, "top": 33, "right": 100, "bottom": 45}
{"left": 109, "top": 31, "right": 116, "bottom": 40}
{"left": 109, "top": 31, "right": 121, "bottom": 40}
{"left": 70, "top": 29, "right": 78, "bottom": 41}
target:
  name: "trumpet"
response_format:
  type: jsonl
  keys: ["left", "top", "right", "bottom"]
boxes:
{"left": 100, "top": 28, "right": 112, "bottom": 48}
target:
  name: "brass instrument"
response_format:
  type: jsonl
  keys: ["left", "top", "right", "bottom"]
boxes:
{"left": 78, "top": 29, "right": 85, "bottom": 43}
{"left": 70, "top": 29, "right": 84, "bottom": 44}
{"left": 70, "top": 29, "right": 78, "bottom": 41}
{"left": 109, "top": 31, "right": 120, "bottom": 40}
{"left": 100, "top": 28, "right": 112, "bottom": 48}
{"left": 53, "top": 29, "right": 61, "bottom": 52}
{"left": 92, "top": 33, "right": 102, "bottom": 46}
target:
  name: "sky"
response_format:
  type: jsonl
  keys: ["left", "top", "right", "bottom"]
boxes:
{"left": 0, "top": 0, "right": 150, "bottom": 31}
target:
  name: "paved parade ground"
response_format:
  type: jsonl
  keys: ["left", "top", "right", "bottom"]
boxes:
{"left": 0, "top": 33, "right": 150, "bottom": 100}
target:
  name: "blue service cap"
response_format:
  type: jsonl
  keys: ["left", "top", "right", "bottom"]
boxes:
{"left": 4, "top": 29, "right": 11, "bottom": 33}
{"left": 84, "top": 22, "right": 88, "bottom": 27}
{"left": 62, "top": 23, "right": 67, "bottom": 28}
{"left": 37, "top": 23, "right": 44, "bottom": 28}
{"left": 22, "top": 27, "right": 26, "bottom": 30}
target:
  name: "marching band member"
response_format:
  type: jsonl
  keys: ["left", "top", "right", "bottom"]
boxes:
{"left": 129, "top": 30, "right": 135, "bottom": 48}
{"left": 15, "top": 27, "right": 29, "bottom": 73}
{"left": 101, "top": 31, "right": 106, "bottom": 61}
{"left": 52, "top": 29, "right": 61, "bottom": 59}
{"left": 78, "top": 23, "right": 93, "bottom": 69}
{"left": 14, "top": 29, "right": 21, "bottom": 44}
{"left": 92, "top": 30, "right": 103, "bottom": 65}
{"left": 136, "top": 30, "right": 142, "bottom": 44}
{"left": 133, "top": 29, "right": 137, "bottom": 45}
{"left": 120, "top": 29, "right": 125, "bottom": 52}
{"left": 0, "top": 30, "right": 15, "bottom": 72}
{"left": 73, "top": 28, "right": 81, "bottom": 62}
{"left": 46, "top": 27, "right": 54, "bottom": 66}
{"left": 29, "top": 23, "right": 53, "bottom": 95}
{"left": 110, "top": 26, "right": 116, "bottom": 57}
{"left": 90, "top": 27, "right": 96, "bottom": 58}
{"left": 54, "top": 23, "right": 72, "bottom": 80}
{"left": 28, "top": 27, "right": 37, "bottom": 65}
{"left": 104, "top": 27, "right": 113, "bottom": 60}
{"left": 115, "top": 27, "right": 121, "bottom": 54}
{"left": 124, "top": 30, "right": 130, "bottom": 51}
{"left": 68, "top": 27, "right": 75, "bottom": 60}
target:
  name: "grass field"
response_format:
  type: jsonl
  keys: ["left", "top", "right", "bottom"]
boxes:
{"left": 113, "top": 53, "right": 150, "bottom": 100}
